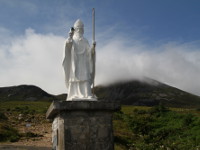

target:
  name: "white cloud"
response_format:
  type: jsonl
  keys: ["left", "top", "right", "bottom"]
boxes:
{"left": 0, "top": 28, "right": 66, "bottom": 94}
{"left": 0, "top": 28, "right": 200, "bottom": 96}
{"left": 96, "top": 39, "right": 200, "bottom": 96}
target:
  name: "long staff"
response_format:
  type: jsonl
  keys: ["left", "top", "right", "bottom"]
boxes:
{"left": 92, "top": 8, "right": 96, "bottom": 96}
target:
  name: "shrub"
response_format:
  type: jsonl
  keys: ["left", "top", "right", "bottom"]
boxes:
{"left": 0, "top": 112, "right": 7, "bottom": 121}
{"left": 182, "top": 113, "right": 194, "bottom": 126}
{"left": 115, "top": 106, "right": 200, "bottom": 149}
{"left": 13, "top": 106, "right": 35, "bottom": 114}
{"left": 9, "top": 135, "right": 20, "bottom": 142}
{"left": 149, "top": 104, "right": 169, "bottom": 115}
{"left": 113, "top": 110, "right": 124, "bottom": 120}
{"left": 25, "top": 132, "right": 40, "bottom": 137}
{"left": 0, "top": 123, "right": 20, "bottom": 142}
{"left": 20, "top": 131, "right": 43, "bottom": 138}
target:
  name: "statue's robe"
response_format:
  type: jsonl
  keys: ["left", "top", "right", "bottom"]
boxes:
{"left": 62, "top": 35, "right": 95, "bottom": 100}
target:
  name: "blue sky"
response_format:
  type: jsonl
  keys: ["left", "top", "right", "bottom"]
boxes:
{"left": 1, "top": 0, "right": 200, "bottom": 42}
{"left": 1, "top": 0, "right": 200, "bottom": 96}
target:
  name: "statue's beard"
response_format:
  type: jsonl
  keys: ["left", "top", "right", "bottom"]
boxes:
{"left": 74, "top": 32, "right": 83, "bottom": 38}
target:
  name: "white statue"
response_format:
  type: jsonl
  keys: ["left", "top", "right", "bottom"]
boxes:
{"left": 62, "top": 19, "right": 96, "bottom": 101}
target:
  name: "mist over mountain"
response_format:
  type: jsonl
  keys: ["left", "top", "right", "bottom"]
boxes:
{"left": 94, "top": 78, "right": 200, "bottom": 108}
{"left": 1, "top": 78, "right": 200, "bottom": 108}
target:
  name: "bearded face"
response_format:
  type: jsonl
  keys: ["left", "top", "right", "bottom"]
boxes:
{"left": 75, "top": 27, "right": 84, "bottom": 36}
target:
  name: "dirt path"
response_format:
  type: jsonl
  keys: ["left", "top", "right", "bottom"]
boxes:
{"left": 0, "top": 118, "right": 52, "bottom": 149}
{"left": 0, "top": 145, "right": 51, "bottom": 150}
{"left": 1, "top": 111, "right": 53, "bottom": 149}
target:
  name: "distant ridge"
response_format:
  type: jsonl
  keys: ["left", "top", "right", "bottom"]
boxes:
{"left": 94, "top": 78, "right": 200, "bottom": 108}
{"left": 1, "top": 78, "right": 200, "bottom": 108}
{"left": 0, "top": 85, "right": 54, "bottom": 101}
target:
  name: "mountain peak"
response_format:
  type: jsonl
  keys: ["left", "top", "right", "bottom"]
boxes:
{"left": 95, "top": 78, "right": 200, "bottom": 108}
{"left": 1, "top": 79, "right": 200, "bottom": 108}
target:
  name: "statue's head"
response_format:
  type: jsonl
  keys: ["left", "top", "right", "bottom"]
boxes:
{"left": 74, "top": 19, "right": 84, "bottom": 35}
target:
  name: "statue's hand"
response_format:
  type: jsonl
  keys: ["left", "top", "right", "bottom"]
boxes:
{"left": 67, "top": 28, "right": 74, "bottom": 42}
{"left": 68, "top": 31, "right": 73, "bottom": 39}
{"left": 66, "top": 37, "right": 72, "bottom": 43}
{"left": 92, "top": 41, "right": 96, "bottom": 48}
{"left": 92, "top": 41, "right": 96, "bottom": 55}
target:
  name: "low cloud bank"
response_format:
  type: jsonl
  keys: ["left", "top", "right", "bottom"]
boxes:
{"left": 0, "top": 28, "right": 200, "bottom": 96}
{"left": 96, "top": 39, "right": 200, "bottom": 96}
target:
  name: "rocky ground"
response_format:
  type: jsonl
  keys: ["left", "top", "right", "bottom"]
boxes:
{"left": 0, "top": 145, "right": 51, "bottom": 150}
{"left": 0, "top": 112, "right": 52, "bottom": 149}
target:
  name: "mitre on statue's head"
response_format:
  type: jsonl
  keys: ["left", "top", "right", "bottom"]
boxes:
{"left": 74, "top": 19, "right": 84, "bottom": 29}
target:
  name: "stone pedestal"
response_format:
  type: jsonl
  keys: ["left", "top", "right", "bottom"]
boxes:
{"left": 46, "top": 101, "right": 120, "bottom": 150}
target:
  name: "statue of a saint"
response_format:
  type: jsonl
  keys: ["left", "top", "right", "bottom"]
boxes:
{"left": 62, "top": 19, "right": 96, "bottom": 100}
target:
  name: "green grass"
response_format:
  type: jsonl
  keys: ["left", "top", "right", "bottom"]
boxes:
{"left": 0, "top": 101, "right": 51, "bottom": 142}
{"left": 0, "top": 122, "right": 20, "bottom": 142}
{"left": 114, "top": 105, "right": 200, "bottom": 150}
{"left": 121, "top": 105, "right": 151, "bottom": 114}
{"left": 0, "top": 101, "right": 51, "bottom": 114}
{"left": 1, "top": 101, "right": 200, "bottom": 149}
{"left": 0, "top": 111, "right": 20, "bottom": 142}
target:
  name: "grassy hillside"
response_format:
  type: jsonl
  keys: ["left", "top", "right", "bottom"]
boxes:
{"left": 0, "top": 100, "right": 200, "bottom": 149}
{"left": 1, "top": 80, "right": 200, "bottom": 149}
{"left": 114, "top": 105, "right": 200, "bottom": 150}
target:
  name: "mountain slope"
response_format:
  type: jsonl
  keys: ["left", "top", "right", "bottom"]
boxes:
{"left": 94, "top": 79, "right": 200, "bottom": 108}
{"left": 0, "top": 85, "right": 54, "bottom": 101}
{"left": 1, "top": 79, "right": 200, "bottom": 108}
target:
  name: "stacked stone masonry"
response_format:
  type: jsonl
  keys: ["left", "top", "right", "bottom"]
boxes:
{"left": 46, "top": 101, "right": 120, "bottom": 150}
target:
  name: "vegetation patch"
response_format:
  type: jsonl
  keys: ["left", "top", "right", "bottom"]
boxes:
{"left": 0, "top": 111, "right": 8, "bottom": 121}
{"left": 1, "top": 100, "right": 200, "bottom": 149}
{"left": 21, "top": 132, "right": 43, "bottom": 138}
{"left": 114, "top": 105, "right": 200, "bottom": 150}
{"left": 0, "top": 122, "right": 20, "bottom": 142}
{"left": 0, "top": 101, "right": 51, "bottom": 143}
{"left": 0, "top": 101, "right": 51, "bottom": 114}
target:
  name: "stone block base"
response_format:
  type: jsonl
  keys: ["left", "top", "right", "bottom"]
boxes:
{"left": 46, "top": 101, "right": 120, "bottom": 150}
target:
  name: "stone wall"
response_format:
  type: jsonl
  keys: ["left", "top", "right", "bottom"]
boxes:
{"left": 47, "top": 101, "right": 120, "bottom": 150}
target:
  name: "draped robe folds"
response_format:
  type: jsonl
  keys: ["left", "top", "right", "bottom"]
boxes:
{"left": 62, "top": 36, "right": 95, "bottom": 100}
